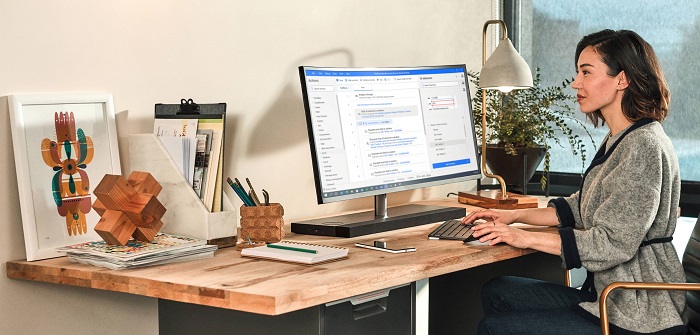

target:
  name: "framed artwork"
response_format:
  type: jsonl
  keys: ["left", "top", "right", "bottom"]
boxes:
{"left": 9, "top": 93, "right": 121, "bottom": 261}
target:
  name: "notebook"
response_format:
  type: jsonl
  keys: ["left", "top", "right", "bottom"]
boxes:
{"left": 240, "top": 241, "right": 349, "bottom": 264}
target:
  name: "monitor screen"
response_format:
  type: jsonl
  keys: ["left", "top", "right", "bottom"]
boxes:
{"left": 298, "top": 65, "right": 482, "bottom": 205}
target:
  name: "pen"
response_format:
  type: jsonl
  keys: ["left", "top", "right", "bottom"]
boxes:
{"left": 245, "top": 178, "right": 262, "bottom": 206}
{"left": 226, "top": 177, "right": 247, "bottom": 205}
{"left": 227, "top": 177, "right": 255, "bottom": 206}
{"left": 267, "top": 243, "right": 318, "bottom": 254}
{"left": 234, "top": 178, "right": 256, "bottom": 205}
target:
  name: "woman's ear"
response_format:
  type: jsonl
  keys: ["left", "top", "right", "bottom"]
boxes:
{"left": 617, "top": 71, "right": 629, "bottom": 90}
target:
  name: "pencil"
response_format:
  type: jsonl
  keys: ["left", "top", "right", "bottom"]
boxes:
{"left": 267, "top": 243, "right": 318, "bottom": 254}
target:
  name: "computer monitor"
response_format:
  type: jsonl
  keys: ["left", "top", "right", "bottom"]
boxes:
{"left": 293, "top": 65, "right": 481, "bottom": 237}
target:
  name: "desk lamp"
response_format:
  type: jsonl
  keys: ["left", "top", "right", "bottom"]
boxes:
{"left": 458, "top": 19, "right": 536, "bottom": 209}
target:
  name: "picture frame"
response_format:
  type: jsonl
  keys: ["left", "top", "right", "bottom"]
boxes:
{"left": 9, "top": 93, "right": 121, "bottom": 261}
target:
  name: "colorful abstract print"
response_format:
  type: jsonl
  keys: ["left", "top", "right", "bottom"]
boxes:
{"left": 41, "top": 112, "right": 94, "bottom": 236}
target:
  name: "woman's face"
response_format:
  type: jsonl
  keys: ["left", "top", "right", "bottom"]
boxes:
{"left": 571, "top": 46, "right": 627, "bottom": 115}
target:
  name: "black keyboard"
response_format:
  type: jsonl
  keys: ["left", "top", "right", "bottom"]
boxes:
{"left": 428, "top": 219, "right": 475, "bottom": 240}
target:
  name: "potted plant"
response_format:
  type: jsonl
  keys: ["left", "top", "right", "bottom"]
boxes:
{"left": 468, "top": 68, "right": 594, "bottom": 190}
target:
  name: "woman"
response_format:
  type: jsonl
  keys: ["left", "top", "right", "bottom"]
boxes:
{"left": 462, "top": 29, "right": 685, "bottom": 334}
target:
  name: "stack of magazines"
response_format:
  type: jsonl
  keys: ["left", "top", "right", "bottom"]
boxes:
{"left": 57, "top": 233, "right": 218, "bottom": 270}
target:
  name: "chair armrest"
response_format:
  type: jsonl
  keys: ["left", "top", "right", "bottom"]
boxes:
{"left": 600, "top": 281, "right": 700, "bottom": 334}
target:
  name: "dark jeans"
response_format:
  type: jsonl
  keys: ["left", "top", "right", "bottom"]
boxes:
{"left": 477, "top": 276, "right": 599, "bottom": 335}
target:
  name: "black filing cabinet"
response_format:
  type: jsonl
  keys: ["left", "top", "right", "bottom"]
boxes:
{"left": 159, "top": 283, "right": 415, "bottom": 335}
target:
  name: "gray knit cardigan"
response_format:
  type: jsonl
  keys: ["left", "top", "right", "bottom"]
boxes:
{"left": 549, "top": 120, "right": 686, "bottom": 334}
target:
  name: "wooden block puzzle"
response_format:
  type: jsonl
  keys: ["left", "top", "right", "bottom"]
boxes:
{"left": 92, "top": 172, "right": 166, "bottom": 245}
{"left": 126, "top": 171, "right": 163, "bottom": 196}
{"left": 94, "top": 210, "right": 138, "bottom": 246}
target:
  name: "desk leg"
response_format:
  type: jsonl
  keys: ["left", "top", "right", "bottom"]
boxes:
{"left": 415, "top": 278, "right": 429, "bottom": 335}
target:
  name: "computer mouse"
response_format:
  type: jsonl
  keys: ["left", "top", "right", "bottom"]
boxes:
{"left": 463, "top": 229, "right": 490, "bottom": 245}
{"left": 462, "top": 221, "right": 481, "bottom": 243}
{"left": 463, "top": 234, "right": 479, "bottom": 243}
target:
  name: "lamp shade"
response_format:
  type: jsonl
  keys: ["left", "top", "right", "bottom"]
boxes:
{"left": 480, "top": 37, "right": 533, "bottom": 91}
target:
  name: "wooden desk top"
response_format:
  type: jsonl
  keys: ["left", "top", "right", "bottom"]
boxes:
{"left": 6, "top": 198, "right": 556, "bottom": 316}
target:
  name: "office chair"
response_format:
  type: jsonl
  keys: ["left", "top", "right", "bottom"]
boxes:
{"left": 599, "top": 215, "right": 700, "bottom": 334}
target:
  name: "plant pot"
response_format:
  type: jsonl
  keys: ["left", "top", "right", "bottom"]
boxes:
{"left": 485, "top": 145, "right": 546, "bottom": 187}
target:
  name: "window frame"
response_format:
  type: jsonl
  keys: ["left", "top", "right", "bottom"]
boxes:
{"left": 505, "top": 0, "right": 700, "bottom": 217}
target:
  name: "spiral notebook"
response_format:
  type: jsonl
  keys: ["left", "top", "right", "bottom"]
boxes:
{"left": 240, "top": 241, "right": 349, "bottom": 264}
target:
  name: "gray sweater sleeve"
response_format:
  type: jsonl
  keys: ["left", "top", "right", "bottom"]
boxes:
{"left": 548, "top": 192, "right": 581, "bottom": 229}
{"left": 548, "top": 194, "right": 583, "bottom": 269}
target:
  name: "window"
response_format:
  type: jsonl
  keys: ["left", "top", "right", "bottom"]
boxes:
{"left": 506, "top": 0, "right": 700, "bottom": 215}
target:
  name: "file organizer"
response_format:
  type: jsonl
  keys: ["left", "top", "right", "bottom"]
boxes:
{"left": 128, "top": 134, "right": 237, "bottom": 247}
{"left": 154, "top": 100, "right": 227, "bottom": 212}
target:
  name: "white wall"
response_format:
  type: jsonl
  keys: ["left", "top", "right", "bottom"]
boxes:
{"left": 0, "top": 1, "right": 490, "bottom": 334}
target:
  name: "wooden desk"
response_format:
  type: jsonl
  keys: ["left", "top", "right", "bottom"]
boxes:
{"left": 6, "top": 198, "right": 562, "bottom": 334}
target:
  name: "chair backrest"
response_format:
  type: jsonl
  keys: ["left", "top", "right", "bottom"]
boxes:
{"left": 682, "top": 215, "right": 700, "bottom": 334}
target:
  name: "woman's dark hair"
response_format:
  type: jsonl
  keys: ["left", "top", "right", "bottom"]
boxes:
{"left": 575, "top": 29, "right": 670, "bottom": 126}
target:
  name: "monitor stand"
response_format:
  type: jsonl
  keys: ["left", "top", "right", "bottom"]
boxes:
{"left": 291, "top": 194, "right": 466, "bottom": 237}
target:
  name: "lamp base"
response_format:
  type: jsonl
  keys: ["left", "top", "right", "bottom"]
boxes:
{"left": 458, "top": 190, "right": 539, "bottom": 209}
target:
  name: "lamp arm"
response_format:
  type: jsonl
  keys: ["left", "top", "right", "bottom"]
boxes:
{"left": 482, "top": 20, "right": 508, "bottom": 63}
{"left": 480, "top": 89, "right": 508, "bottom": 198}
{"left": 481, "top": 19, "right": 509, "bottom": 200}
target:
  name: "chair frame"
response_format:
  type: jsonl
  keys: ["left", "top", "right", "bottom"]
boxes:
{"left": 599, "top": 281, "right": 700, "bottom": 334}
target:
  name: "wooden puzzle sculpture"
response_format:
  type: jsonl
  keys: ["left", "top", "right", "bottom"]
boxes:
{"left": 92, "top": 172, "right": 166, "bottom": 246}
{"left": 41, "top": 112, "right": 94, "bottom": 236}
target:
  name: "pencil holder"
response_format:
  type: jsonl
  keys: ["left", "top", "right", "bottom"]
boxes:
{"left": 239, "top": 203, "right": 284, "bottom": 243}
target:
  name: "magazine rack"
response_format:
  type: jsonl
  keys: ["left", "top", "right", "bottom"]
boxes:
{"left": 128, "top": 134, "right": 237, "bottom": 247}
